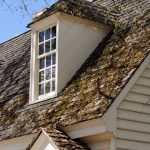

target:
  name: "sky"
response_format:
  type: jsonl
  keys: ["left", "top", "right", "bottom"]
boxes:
{"left": 0, "top": 0, "right": 57, "bottom": 44}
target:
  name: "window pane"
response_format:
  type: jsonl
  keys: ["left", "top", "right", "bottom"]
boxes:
{"left": 45, "top": 41, "right": 50, "bottom": 53}
{"left": 51, "top": 38, "right": 56, "bottom": 50}
{"left": 52, "top": 66, "right": 56, "bottom": 78}
{"left": 45, "top": 82, "right": 51, "bottom": 93}
{"left": 39, "top": 83, "right": 44, "bottom": 95}
{"left": 40, "top": 58, "right": 45, "bottom": 69}
{"left": 46, "top": 68, "right": 51, "bottom": 80}
{"left": 52, "top": 26, "right": 56, "bottom": 37}
{"left": 45, "top": 28, "right": 51, "bottom": 40}
{"left": 39, "top": 31, "right": 44, "bottom": 43}
{"left": 52, "top": 80, "right": 55, "bottom": 91}
{"left": 52, "top": 53, "right": 56, "bottom": 65}
{"left": 46, "top": 55, "right": 51, "bottom": 67}
{"left": 39, "top": 71, "right": 44, "bottom": 82}
{"left": 39, "top": 43, "right": 44, "bottom": 55}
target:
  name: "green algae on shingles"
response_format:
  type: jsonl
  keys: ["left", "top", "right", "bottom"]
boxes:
{"left": 0, "top": 10, "right": 150, "bottom": 141}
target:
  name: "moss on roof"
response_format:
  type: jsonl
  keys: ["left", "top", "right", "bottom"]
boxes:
{"left": 27, "top": 0, "right": 115, "bottom": 27}
{"left": 0, "top": 0, "right": 150, "bottom": 142}
{"left": 26, "top": 127, "right": 89, "bottom": 150}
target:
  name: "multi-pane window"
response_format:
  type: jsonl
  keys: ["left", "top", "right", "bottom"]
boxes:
{"left": 38, "top": 26, "right": 56, "bottom": 96}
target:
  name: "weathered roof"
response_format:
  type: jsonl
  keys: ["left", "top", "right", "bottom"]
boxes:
{"left": 26, "top": 127, "right": 89, "bottom": 150}
{"left": 0, "top": 0, "right": 150, "bottom": 142}
{"left": 27, "top": 0, "right": 115, "bottom": 27}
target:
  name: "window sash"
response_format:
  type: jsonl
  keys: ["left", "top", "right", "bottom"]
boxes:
{"left": 38, "top": 26, "right": 57, "bottom": 97}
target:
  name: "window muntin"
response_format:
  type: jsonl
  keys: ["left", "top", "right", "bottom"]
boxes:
{"left": 38, "top": 26, "right": 56, "bottom": 97}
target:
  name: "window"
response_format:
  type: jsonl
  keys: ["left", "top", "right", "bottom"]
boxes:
{"left": 38, "top": 26, "right": 57, "bottom": 99}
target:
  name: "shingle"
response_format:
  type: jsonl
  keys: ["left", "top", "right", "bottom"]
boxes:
{"left": 26, "top": 127, "right": 90, "bottom": 150}
{"left": 0, "top": 0, "right": 150, "bottom": 143}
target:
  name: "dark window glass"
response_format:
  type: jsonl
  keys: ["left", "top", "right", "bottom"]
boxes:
{"left": 39, "top": 43, "right": 44, "bottom": 55}
{"left": 39, "top": 31, "right": 44, "bottom": 43}
{"left": 52, "top": 26, "right": 56, "bottom": 37}
{"left": 40, "top": 58, "right": 45, "bottom": 69}
{"left": 39, "top": 71, "right": 44, "bottom": 82}
{"left": 52, "top": 80, "right": 55, "bottom": 91}
{"left": 51, "top": 38, "right": 56, "bottom": 50}
{"left": 45, "top": 41, "right": 50, "bottom": 53}
{"left": 45, "top": 82, "right": 51, "bottom": 93}
{"left": 39, "top": 83, "right": 44, "bottom": 95}
{"left": 46, "top": 55, "right": 51, "bottom": 67}
{"left": 45, "top": 28, "right": 51, "bottom": 40}
{"left": 46, "top": 68, "right": 51, "bottom": 80}
{"left": 52, "top": 53, "right": 56, "bottom": 65}
{"left": 52, "top": 66, "right": 56, "bottom": 78}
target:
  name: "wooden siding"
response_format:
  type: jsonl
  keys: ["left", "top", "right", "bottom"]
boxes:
{"left": 116, "top": 63, "right": 150, "bottom": 150}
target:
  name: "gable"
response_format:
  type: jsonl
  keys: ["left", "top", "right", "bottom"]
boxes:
{"left": 26, "top": 128, "right": 89, "bottom": 150}
{"left": 116, "top": 59, "right": 150, "bottom": 149}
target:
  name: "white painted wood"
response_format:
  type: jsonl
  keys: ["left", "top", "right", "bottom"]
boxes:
{"left": 63, "top": 118, "right": 106, "bottom": 139}
{"left": 116, "top": 60, "right": 150, "bottom": 150}
{"left": 131, "top": 84, "right": 150, "bottom": 96}
{"left": 142, "top": 69, "right": 150, "bottom": 78}
{"left": 117, "top": 129, "right": 150, "bottom": 143}
{"left": 147, "top": 63, "right": 150, "bottom": 69}
{"left": 117, "top": 109, "right": 150, "bottom": 124}
{"left": 119, "top": 101, "right": 150, "bottom": 114}
{"left": 31, "top": 131, "right": 59, "bottom": 150}
{"left": 117, "top": 139, "right": 150, "bottom": 150}
{"left": 117, "top": 119, "right": 150, "bottom": 133}
{"left": 103, "top": 53, "right": 150, "bottom": 137}
{"left": 57, "top": 13, "right": 112, "bottom": 93}
{"left": 66, "top": 124, "right": 106, "bottom": 139}
{"left": 29, "top": 12, "right": 112, "bottom": 103}
{"left": 136, "top": 77, "right": 150, "bottom": 87}
{"left": 0, "top": 134, "right": 35, "bottom": 150}
{"left": 125, "top": 92, "right": 150, "bottom": 104}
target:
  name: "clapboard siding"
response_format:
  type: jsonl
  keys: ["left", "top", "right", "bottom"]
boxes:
{"left": 117, "top": 139, "right": 150, "bottom": 150}
{"left": 136, "top": 77, "right": 150, "bottom": 87}
{"left": 141, "top": 69, "right": 150, "bottom": 78}
{"left": 130, "top": 84, "right": 150, "bottom": 95}
{"left": 118, "top": 109, "right": 150, "bottom": 124}
{"left": 116, "top": 64, "right": 150, "bottom": 150}
{"left": 125, "top": 92, "right": 150, "bottom": 104}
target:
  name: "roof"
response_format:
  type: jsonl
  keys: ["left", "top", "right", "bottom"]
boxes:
{"left": 27, "top": 0, "right": 115, "bottom": 27}
{"left": 26, "top": 127, "right": 89, "bottom": 150}
{"left": 0, "top": 0, "right": 150, "bottom": 142}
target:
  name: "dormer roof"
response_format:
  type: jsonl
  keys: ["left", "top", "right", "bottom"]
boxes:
{"left": 27, "top": 0, "right": 115, "bottom": 28}
{"left": 26, "top": 127, "right": 89, "bottom": 150}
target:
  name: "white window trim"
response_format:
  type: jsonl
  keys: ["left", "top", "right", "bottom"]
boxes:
{"left": 29, "top": 19, "right": 59, "bottom": 104}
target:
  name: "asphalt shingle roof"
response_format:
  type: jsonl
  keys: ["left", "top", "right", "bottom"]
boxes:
{"left": 0, "top": 0, "right": 150, "bottom": 144}
{"left": 26, "top": 127, "right": 89, "bottom": 150}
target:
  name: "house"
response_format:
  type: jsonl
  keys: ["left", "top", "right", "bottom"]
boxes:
{"left": 0, "top": 0, "right": 150, "bottom": 149}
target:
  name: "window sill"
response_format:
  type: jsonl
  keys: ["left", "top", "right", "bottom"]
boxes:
{"left": 30, "top": 92, "right": 57, "bottom": 104}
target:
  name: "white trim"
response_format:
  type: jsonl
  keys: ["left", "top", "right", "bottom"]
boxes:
{"left": 30, "top": 131, "right": 59, "bottom": 150}
{"left": 103, "top": 53, "right": 150, "bottom": 136}
{"left": 29, "top": 18, "right": 59, "bottom": 104}
{"left": 66, "top": 124, "right": 106, "bottom": 139}
{"left": 63, "top": 118, "right": 106, "bottom": 139}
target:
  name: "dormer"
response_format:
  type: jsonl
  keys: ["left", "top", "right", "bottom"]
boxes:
{"left": 28, "top": 1, "right": 112, "bottom": 104}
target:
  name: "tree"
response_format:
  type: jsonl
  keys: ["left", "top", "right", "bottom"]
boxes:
{"left": 0, "top": 0, "right": 57, "bottom": 18}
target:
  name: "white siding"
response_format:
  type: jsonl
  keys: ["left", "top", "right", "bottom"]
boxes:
{"left": 58, "top": 13, "right": 112, "bottom": 93}
{"left": 116, "top": 63, "right": 150, "bottom": 150}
